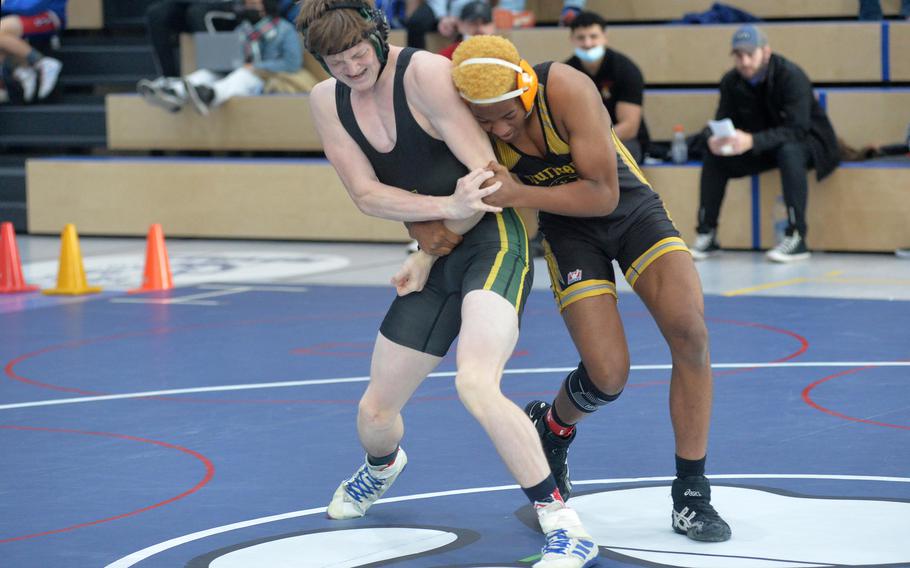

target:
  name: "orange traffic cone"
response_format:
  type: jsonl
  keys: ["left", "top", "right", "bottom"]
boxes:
{"left": 43, "top": 224, "right": 102, "bottom": 295}
{"left": 129, "top": 224, "right": 173, "bottom": 294}
{"left": 0, "top": 221, "right": 39, "bottom": 294}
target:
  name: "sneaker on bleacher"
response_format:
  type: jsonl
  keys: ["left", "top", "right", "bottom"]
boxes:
{"left": 327, "top": 447, "right": 407, "bottom": 519}
{"left": 12, "top": 65, "right": 37, "bottom": 102}
{"left": 184, "top": 80, "right": 215, "bottom": 116}
{"left": 766, "top": 232, "right": 810, "bottom": 263}
{"left": 137, "top": 77, "right": 185, "bottom": 113}
{"left": 36, "top": 57, "right": 62, "bottom": 99}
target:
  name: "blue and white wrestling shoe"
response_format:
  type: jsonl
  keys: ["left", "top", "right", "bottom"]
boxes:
{"left": 534, "top": 500, "right": 599, "bottom": 567}
{"left": 326, "top": 447, "right": 408, "bottom": 520}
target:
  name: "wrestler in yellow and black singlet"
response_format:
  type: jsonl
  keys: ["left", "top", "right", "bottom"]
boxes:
{"left": 492, "top": 62, "right": 689, "bottom": 311}
{"left": 336, "top": 48, "right": 532, "bottom": 356}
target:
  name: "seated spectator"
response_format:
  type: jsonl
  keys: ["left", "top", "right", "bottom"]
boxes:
{"left": 407, "top": 0, "right": 584, "bottom": 49}
{"left": 0, "top": 0, "right": 64, "bottom": 102}
{"left": 144, "top": 0, "right": 300, "bottom": 80}
{"left": 138, "top": 0, "right": 305, "bottom": 116}
{"left": 437, "top": 1, "right": 495, "bottom": 59}
{"left": 564, "top": 11, "right": 649, "bottom": 163}
{"left": 859, "top": 0, "right": 910, "bottom": 20}
{"left": 689, "top": 25, "right": 840, "bottom": 264}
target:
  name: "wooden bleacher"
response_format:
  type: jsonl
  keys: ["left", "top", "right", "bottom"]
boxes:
{"left": 66, "top": 0, "right": 104, "bottom": 30}
{"left": 529, "top": 0, "right": 909, "bottom": 23}
{"left": 107, "top": 88, "right": 910, "bottom": 152}
{"left": 26, "top": 158, "right": 408, "bottom": 242}
{"left": 506, "top": 23, "right": 885, "bottom": 84}
{"left": 644, "top": 89, "right": 910, "bottom": 147}
{"left": 30, "top": 14, "right": 910, "bottom": 252}
{"left": 892, "top": 22, "right": 910, "bottom": 82}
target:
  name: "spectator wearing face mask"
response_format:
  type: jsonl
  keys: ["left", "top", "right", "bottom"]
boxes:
{"left": 437, "top": 1, "right": 495, "bottom": 59}
{"left": 563, "top": 10, "right": 649, "bottom": 163}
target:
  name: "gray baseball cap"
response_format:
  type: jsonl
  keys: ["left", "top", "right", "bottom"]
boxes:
{"left": 731, "top": 24, "right": 768, "bottom": 52}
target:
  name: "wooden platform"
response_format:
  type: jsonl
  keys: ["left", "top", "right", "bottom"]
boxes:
{"left": 26, "top": 158, "right": 910, "bottom": 252}
{"left": 529, "top": 0, "right": 908, "bottom": 22}
{"left": 107, "top": 88, "right": 910, "bottom": 152}
{"left": 644, "top": 89, "right": 910, "bottom": 148}
{"left": 66, "top": 0, "right": 103, "bottom": 30}
{"left": 26, "top": 158, "right": 409, "bottom": 242}
{"left": 106, "top": 95, "right": 324, "bottom": 151}
{"left": 506, "top": 22, "right": 885, "bottom": 84}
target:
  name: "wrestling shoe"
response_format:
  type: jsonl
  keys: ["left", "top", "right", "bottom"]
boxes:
{"left": 526, "top": 400, "right": 575, "bottom": 499}
{"left": 671, "top": 475, "right": 732, "bottom": 542}
{"left": 327, "top": 447, "right": 407, "bottom": 520}
{"left": 534, "top": 500, "right": 599, "bottom": 568}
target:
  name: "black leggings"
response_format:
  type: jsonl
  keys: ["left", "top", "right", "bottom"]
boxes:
{"left": 697, "top": 141, "right": 813, "bottom": 238}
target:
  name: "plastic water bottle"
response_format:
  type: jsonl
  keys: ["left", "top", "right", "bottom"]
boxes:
{"left": 671, "top": 125, "right": 688, "bottom": 164}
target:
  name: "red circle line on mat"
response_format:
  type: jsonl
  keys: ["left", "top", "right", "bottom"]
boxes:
{"left": 802, "top": 367, "right": 910, "bottom": 431}
{"left": 4, "top": 316, "right": 808, "bottom": 401}
{"left": 0, "top": 425, "right": 216, "bottom": 544}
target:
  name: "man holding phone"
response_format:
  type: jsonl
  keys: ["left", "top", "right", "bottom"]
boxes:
{"left": 689, "top": 25, "right": 839, "bottom": 263}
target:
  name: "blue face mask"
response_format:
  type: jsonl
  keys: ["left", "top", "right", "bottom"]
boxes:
{"left": 574, "top": 45, "right": 605, "bottom": 63}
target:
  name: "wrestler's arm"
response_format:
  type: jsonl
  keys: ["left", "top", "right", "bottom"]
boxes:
{"left": 407, "top": 52, "right": 503, "bottom": 236}
{"left": 309, "top": 79, "right": 497, "bottom": 222}
{"left": 485, "top": 63, "right": 620, "bottom": 217}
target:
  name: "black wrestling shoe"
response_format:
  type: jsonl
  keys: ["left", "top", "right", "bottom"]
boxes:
{"left": 671, "top": 475, "right": 732, "bottom": 542}
{"left": 525, "top": 400, "right": 575, "bottom": 500}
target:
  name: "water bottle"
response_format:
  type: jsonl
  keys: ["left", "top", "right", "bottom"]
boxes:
{"left": 671, "top": 125, "right": 688, "bottom": 164}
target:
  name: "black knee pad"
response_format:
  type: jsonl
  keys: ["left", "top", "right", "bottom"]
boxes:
{"left": 563, "top": 362, "right": 622, "bottom": 413}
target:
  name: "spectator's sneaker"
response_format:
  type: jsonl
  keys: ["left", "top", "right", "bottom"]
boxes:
{"left": 12, "top": 66, "right": 37, "bottom": 102}
{"left": 896, "top": 248, "right": 910, "bottom": 259}
{"left": 534, "top": 500, "right": 599, "bottom": 568}
{"left": 766, "top": 232, "right": 810, "bottom": 263}
{"left": 671, "top": 476, "right": 732, "bottom": 542}
{"left": 137, "top": 78, "right": 184, "bottom": 113}
{"left": 689, "top": 230, "right": 720, "bottom": 261}
{"left": 35, "top": 57, "right": 62, "bottom": 99}
{"left": 525, "top": 400, "right": 575, "bottom": 500}
{"left": 184, "top": 80, "right": 215, "bottom": 116}
{"left": 327, "top": 448, "right": 407, "bottom": 520}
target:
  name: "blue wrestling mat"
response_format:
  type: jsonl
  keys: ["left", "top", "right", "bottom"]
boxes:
{"left": 1, "top": 285, "right": 908, "bottom": 567}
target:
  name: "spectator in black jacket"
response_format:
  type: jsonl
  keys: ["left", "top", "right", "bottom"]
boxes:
{"left": 690, "top": 25, "right": 839, "bottom": 263}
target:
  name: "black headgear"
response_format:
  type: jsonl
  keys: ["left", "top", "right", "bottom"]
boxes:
{"left": 301, "top": 1, "right": 390, "bottom": 74}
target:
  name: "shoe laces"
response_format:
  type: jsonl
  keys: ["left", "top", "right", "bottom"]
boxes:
{"left": 774, "top": 233, "right": 801, "bottom": 254}
{"left": 541, "top": 529, "right": 572, "bottom": 555}
{"left": 676, "top": 498, "right": 723, "bottom": 527}
{"left": 343, "top": 466, "right": 386, "bottom": 502}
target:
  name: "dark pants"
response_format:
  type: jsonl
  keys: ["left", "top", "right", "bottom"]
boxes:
{"left": 146, "top": 0, "right": 235, "bottom": 76}
{"left": 697, "top": 141, "right": 813, "bottom": 238}
{"left": 404, "top": 3, "right": 437, "bottom": 49}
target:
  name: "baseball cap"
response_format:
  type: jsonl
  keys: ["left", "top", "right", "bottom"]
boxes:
{"left": 731, "top": 24, "right": 768, "bottom": 52}
{"left": 460, "top": 1, "right": 492, "bottom": 23}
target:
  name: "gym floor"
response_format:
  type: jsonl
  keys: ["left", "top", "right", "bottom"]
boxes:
{"left": 2, "top": 235, "right": 909, "bottom": 567}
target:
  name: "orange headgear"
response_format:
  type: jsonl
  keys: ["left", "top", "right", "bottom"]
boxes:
{"left": 456, "top": 57, "right": 539, "bottom": 112}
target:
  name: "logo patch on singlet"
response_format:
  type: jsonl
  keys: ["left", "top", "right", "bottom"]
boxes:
{"left": 567, "top": 269, "right": 583, "bottom": 285}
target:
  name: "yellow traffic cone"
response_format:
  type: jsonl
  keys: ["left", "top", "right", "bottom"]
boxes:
{"left": 43, "top": 224, "right": 102, "bottom": 295}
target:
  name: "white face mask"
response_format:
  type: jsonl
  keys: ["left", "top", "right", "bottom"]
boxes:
{"left": 574, "top": 45, "right": 605, "bottom": 63}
